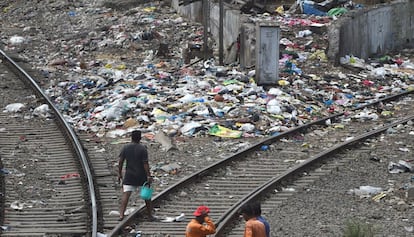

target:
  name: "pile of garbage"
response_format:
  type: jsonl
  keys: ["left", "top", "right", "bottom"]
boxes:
{"left": 286, "top": 0, "right": 364, "bottom": 17}
{"left": 1, "top": 0, "right": 413, "bottom": 139}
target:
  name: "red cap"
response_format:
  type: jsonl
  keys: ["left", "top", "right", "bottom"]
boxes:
{"left": 193, "top": 206, "right": 210, "bottom": 216}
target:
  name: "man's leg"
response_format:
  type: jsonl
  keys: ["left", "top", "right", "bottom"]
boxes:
{"left": 119, "top": 191, "right": 132, "bottom": 220}
{"left": 145, "top": 199, "right": 154, "bottom": 219}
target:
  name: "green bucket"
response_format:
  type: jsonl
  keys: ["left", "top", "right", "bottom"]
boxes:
{"left": 140, "top": 182, "right": 153, "bottom": 200}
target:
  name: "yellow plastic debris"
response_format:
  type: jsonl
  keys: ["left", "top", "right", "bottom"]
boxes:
{"left": 308, "top": 50, "right": 328, "bottom": 62}
{"left": 275, "top": 6, "right": 284, "bottom": 14}
{"left": 270, "top": 114, "right": 285, "bottom": 120}
{"left": 116, "top": 64, "right": 126, "bottom": 70}
{"left": 209, "top": 125, "right": 242, "bottom": 138}
{"left": 372, "top": 192, "right": 386, "bottom": 202}
{"left": 308, "top": 74, "right": 321, "bottom": 81}
{"left": 334, "top": 124, "right": 345, "bottom": 129}
{"left": 381, "top": 111, "right": 393, "bottom": 116}
{"left": 143, "top": 7, "right": 156, "bottom": 12}
{"left": 301, "top": 143, "right": 311, "bottom": 148}
{"left": 278, "top": 80, "right": 290, "bottom": 86}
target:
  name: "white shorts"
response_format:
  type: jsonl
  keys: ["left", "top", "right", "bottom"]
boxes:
{"left": 123, "top": 185, "right": 139, "bottom": 192}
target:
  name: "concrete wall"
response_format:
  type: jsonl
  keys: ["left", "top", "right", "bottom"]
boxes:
{"left": 171, "top": 0, "right": 203, "bottom": 22}
{"left": 172, "top": 0, "right": 414, "bottom": 65}
{"left": 240, "top": 23, "right": 256, "bottom": 68}
{"left": 171, "top": 0, "right": 241, "bottom": 63}
{"left": 209, "top": 3, "right": 241, "bottom": 59}
{"left": 327, "top": 0, "right": 414, "bottom": 62}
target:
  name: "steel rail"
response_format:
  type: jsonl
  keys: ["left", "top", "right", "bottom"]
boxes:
{"left": 214, "top": 114, "right": 414, "bottom": 236}
{"left": 108, "top": 88, "right": 413, "bottom": 236}
{"left": 0, "top": 49, "right": 98, "bottom": 237}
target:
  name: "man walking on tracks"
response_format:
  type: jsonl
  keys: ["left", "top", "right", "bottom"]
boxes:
{"left": 118, "top": 130, "right": 155, "bottom": 221}
{"left": 185, "top": 205, "right": 216, "bottom": 237}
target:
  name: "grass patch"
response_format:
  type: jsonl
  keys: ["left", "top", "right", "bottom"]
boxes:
{"left": 343, "top": 219, "right": 375, "bottom": 237}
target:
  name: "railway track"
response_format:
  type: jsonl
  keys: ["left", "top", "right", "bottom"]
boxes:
{"left": 217, "top": 114, "right": 414, "bottom": 236}
{"left": 0, "top": 50, "right": 98, "bottom": 236}
{"left": 108, "top": 90, "right": 414, "bottom": 236}
{"left": 77, "top": 133, "right": 126, "bottom": 233}
{"left": 0, "top": 49, "right": 412, "bottom": 236}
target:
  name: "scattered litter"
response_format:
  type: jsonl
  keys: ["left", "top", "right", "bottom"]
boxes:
{"left": 328, "top": 7, "right": 348, "bottom": 16}
{"left": 9, "top": 200, "right": 44, "bottom": 210}
{"left": 160, "top": 162, "right": 181, "bottom": 173}
{"left": 161, "top": 213, "right": 186, "bottom": 222}
{"left": 95, "top": 148, "right": 106, "bottom": 153}
{"left": 404, "top": 226, "right": 414, "bottom": 233}
{"left": 369, "top": 157, "right": 380, "bottom": 162}
{"left": 260, "top": 145, "right": 269, "bottom": 151}
{"left": 282, "top": 187, "right": 296, "bottom": 192}
{"left": 0, "top": 168, "right": 10, "bottom": 175}
{"left": 181, "top": 122, "right": 203, "bottom": 136}
{"left": 109, "top": 210, "right": 120, "bottom": 216}
{"left": 97, "top": 232, "right": 107, "bottom": 237}
{"left": 4, "top": 103, "right": 25, "bottom": 113}
{"left": 372, "top": 192, "right": 387, "bottom": 202}
{"left": 388, "top": 160, "right": 413, "bottom": 174}
{"left": 209, "top": 125, "right": 243, "bottom": 138}
{"left": 154, "top": 131, "right": 176, "bottom": 151}
{"left": 348, "top": 186, "right": 383, "bottom": 196}
{"left": 9, "top": 35, "right": 25, "bottom": 45}
{"left": 60, "top": 173, "right": 80, "bottom": 180}
{"left": 1, "top": 1, "right": 414, "bottom": 236}
{"left": 0, "top": 0, "right": 412, "bottom": 143}
{"left": 399, "top": 147, "right": 411, "bottom": 152}
{"left": 10, "top": 201, "right": 24, "bottom": 210}
{"left": 109, "top": 207, "right": 135, "bottom": 216}
{"left": 124, "top": 208, "right": 135, "bottom": 215}
{"left": 1, "top": 225, "right": 10, "bottom": 231}
{"left": 175, "top": 213, "right": 186, "bottom": 222}
{"left": 33, "top": 104, "right": 50, "bottom": 117}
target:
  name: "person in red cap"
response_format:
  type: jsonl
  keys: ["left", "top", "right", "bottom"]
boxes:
{"left": 185, "top": 205, "right": 216, "bottom": 237}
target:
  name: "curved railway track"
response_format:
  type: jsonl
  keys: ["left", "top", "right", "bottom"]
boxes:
{"left": 0, "top": 50, "right": 98, "bottom": 236}
{"left": 109, "top": 90, "right": 414, "bottom": 236}
{"left": 0, "top": 48, "right": 412, "bottom": 237}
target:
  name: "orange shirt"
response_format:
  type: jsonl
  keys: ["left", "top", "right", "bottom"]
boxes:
{"left": 244, "top": 217, "right": 266, "bottom": 237}
{"left": 185, "top": 217, "right": 216, "bottom": 237}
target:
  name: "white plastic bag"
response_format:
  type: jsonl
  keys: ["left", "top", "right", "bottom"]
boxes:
{"left": 4, "top": 103, "right": 25, "bottom": 113}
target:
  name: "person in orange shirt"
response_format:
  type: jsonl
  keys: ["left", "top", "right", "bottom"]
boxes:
{"left": 241, "top": 202, "right": 266, "bottom": 237}
{"left": 185, "top": 206, "right": 216, "bottom": 237}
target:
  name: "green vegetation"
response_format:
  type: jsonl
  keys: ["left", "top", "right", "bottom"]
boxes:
{"left": 343, "top": 219, "right": 375, "bottom": 237}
